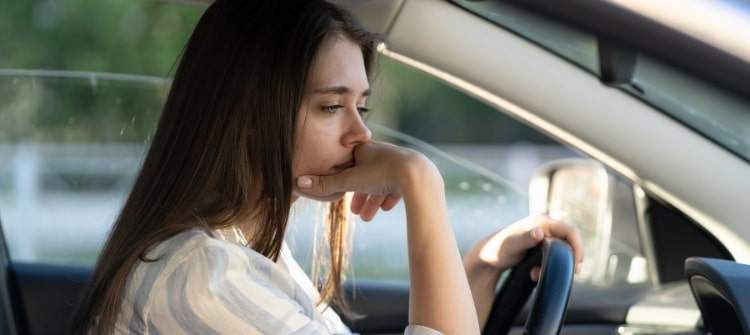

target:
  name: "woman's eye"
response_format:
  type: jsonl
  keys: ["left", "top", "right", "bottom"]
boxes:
{"left": 322, "top": 105, "right": 344, "bottom": 113}
{"left": 321, "top": 105, "right": 370, "bottom": 116}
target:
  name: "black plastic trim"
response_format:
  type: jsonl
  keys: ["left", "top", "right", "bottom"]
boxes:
{"left": 597, "top": 38, "right": 637, "bottom": 86}
{"left": 685, "top": 257, "right": 750, "bottom": 335}
{"left": 645, "top": 195, "right": 733, "bottom": 283}
{"left": 0, "top": 218, "right": 19, "bottom": 335}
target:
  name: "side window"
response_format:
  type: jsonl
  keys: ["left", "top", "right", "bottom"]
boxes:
{"left": 1, "top": 74, "right": 165, "bottom": 265}
{"left": 289, "top": 57, "right": 655, "bottom": 291}
{"left": 0, "top": 1, "right": 202, "bottom": 266}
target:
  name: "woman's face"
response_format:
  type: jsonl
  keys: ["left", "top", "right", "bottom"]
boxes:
{"left": 293, "top": 34, "right": 372, "bottom": 202}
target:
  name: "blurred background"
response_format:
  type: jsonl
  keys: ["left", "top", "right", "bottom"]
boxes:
{"left": 0, "top": 0, "right": 635, "bottom": 284}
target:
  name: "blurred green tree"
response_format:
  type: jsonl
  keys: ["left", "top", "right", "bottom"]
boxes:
{"left": 0, "top": 0, "right": 201, "bottom": 143}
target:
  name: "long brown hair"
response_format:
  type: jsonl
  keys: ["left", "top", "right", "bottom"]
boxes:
{"left": 71, "top": 1, "right": 380, "bottom": 333}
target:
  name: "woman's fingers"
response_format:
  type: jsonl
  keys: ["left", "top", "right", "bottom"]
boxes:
{"left": 539, "top": 217, "right": 584, "bottom": 273}
{"left": 530, "top": 266, "right": 541, "bottom": 282}
{"left": 359, "top": 195, "right": 386, "bottom": 221}
{"left": 380, "top": 194, "right": 401, "bottom": 211}
{"left": 350, "top": 193, "right": 399, "bottom": 221}
{"left": 504, "top": 225, "right": 545, "bottom": 253}
{"left": 350, "top": 192, "right": 368, "bottom": 214}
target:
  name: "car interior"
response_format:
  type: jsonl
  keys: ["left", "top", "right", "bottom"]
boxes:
{"left": 2, "top": 186, "right": 748, "bottom": 335}
{"left": 2, "top": 0, "right": 750, "bottom": 335}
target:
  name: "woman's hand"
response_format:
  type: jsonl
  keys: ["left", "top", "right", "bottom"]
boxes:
{"left": 464, "top": 214, "right": 584, "bottom": 281}
{"left": 295, "top": 141, "right": 432, "bottom": 220}
{"left": 465, "top": 214, "right": 584, "bottom": 329}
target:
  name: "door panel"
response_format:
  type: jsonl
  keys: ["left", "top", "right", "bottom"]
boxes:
{"left": 0, "top": 225, "right": 19, "bottom": 335}
{"left": 7, "top": 263, "right": 89, "bottom": 335}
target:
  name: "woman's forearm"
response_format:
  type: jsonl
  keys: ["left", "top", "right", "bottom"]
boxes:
{"left": 401, "top": 161, "right": 480, "bottom": 334}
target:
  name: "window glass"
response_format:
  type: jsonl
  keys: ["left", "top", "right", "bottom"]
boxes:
{"left": 0, "top": 0, "right": 202, "bottom": 265}
{"left": 454, "top": 0, "right": 750, "bottom": 162}
{"left": 627, "top": 56, "right": 750, "bottom": 161}
{"left": 0, "top": 73, "right": 164, "bottom": 265}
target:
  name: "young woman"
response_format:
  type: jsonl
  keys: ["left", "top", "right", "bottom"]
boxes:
{"left": 71, "top": 1, "right": 583, "bottom": 334}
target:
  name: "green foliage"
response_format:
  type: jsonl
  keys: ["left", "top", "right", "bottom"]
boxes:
{"left": 0, "top": 0, "right": 201, "bottom": 143}
{"left": 0, "top": 0, "right": 202, "bottom": 76}
{"left": 0, "top": 76, "right": 168, "bottom": 142}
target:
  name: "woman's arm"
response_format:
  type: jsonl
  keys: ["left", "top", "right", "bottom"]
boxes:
{"left": 400, "top": 159, "right": 481, "bottom": 334}
{"left": 296, "top": 142, "right": 481, "bottom": 334}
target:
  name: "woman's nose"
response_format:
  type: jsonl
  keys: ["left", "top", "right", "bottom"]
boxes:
{"left": 341, "top": 107, "right": 371, "bottom": 146}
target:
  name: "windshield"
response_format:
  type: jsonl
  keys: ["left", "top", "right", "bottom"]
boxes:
{"left": 454, "top": 0, "right": 750, "bottom": 162}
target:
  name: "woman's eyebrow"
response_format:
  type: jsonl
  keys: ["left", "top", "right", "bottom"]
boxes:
{"left": 312, "top": 85, "right": 371, "bottom": 97}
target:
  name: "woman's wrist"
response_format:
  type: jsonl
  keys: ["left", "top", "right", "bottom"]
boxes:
{"left": 463, "top": 239, "right": 508, "bottom": 276}
{"left": 464, "top": 253, "right": 499, "bottom": 276}
{"left": 397, "top": 154, "right": 443, "bottom": 202}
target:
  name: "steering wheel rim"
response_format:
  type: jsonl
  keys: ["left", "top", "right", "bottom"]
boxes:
{"left": 481, "top": 238, "right": 575, "bottom": 335}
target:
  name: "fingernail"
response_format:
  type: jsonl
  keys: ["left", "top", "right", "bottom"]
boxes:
{"left": 532, "top": 228, "right": 542, "bottom": 239}
{"left": 298, "top": 176, "right": 312, "bottom": 188}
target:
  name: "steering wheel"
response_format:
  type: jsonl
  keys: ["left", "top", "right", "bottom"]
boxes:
{"left": 482, "top": 238, "right": 575, "bottom": 335}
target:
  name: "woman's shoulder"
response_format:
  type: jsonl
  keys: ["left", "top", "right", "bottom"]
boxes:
{"left": 132, "top": 227, "right": 287, "bottom": 289}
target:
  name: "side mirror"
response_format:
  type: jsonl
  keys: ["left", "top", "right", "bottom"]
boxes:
{"left": 528, "top": 159, "right": 614, "bottom": 285}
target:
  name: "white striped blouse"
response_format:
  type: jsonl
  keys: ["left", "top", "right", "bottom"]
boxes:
{"left": 114, "top": 227, "right": 443, "bottom": 334}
